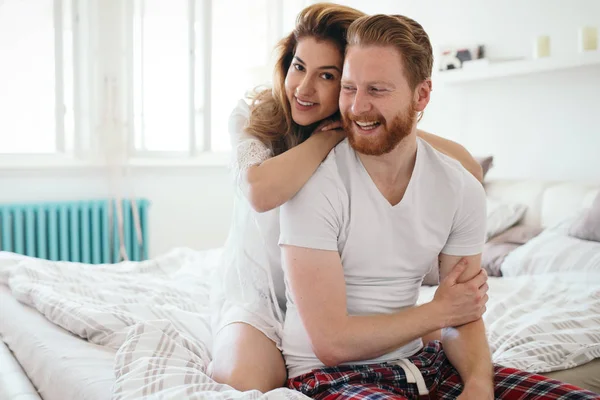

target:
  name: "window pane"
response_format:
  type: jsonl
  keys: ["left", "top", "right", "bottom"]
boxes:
{"left": 0, "top": 0, "right": 56, "bottom": 153}
{"left": 210, "top": 0, "right": 273, "bottom": 152}
{"left": 62, "top": 0, "right": 75, "bottom": 153}
{"left": 133, "top": 0, "right": 190, "bottom": 152}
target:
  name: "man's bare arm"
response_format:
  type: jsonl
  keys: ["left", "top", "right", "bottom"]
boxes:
{"left": 282, "top": 245, "right": 484, "bottom": 366}
{"left": 439, "top": 253, "right": 494, "bottom": 390}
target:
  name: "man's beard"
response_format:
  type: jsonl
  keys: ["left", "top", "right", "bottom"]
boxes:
{"left": 343, "top": 103, "right": 417, "bottom": 156}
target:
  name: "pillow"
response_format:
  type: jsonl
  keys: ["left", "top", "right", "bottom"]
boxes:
{"left": 482, "top": 226, "right": 543, "bottom": 277}
{"left": 501, "top": 229, "right": 600, "bottom": 276}
{"left": 486, "top": 198, "right": 527, "bottom": 240}
{"left": 569, "top": 192, "right": 600, "bottom": 242}
{"left": 475, "top": 156, "right": 494, "bottom": 179}
{"left": 482, "top": 242, "right": 520, "bottom": 277}
{"left": 422, "top": 223, "right": 538, "bottom": 284}
{"left": 488, "top": 225, "right": 544, "bottom": 245}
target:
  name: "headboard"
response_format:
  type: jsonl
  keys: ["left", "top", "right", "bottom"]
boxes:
{"left": 484, "top": 180, "right": 600, "bottom": 228}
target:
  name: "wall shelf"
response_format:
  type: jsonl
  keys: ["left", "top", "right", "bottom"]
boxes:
{"left": 435, "top": 52, "right": 600, "bottom": 84}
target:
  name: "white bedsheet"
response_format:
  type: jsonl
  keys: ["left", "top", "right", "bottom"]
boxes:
{"left": 0, "top": 249, "right": 216, "bottom": 351}
{"left": 0, "top": 285, "right": 115, "bottom": 400}
{"left": 418, "top": 273, "right": 600, "bottom": 373}
{"left": 2, "top": 250, "right": 599, "bottom": 398}
{"left": 0, "top": 249, "right": 309, "bottom": 399}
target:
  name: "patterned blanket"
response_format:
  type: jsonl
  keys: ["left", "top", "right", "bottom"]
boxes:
{"left": 418, "top": 272, "right": 600, "bottom": 373}
{"left": 1, "top": 250, "right": 599, "bottom": 398}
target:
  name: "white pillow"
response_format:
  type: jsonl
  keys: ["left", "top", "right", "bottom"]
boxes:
{"left": 486, "top": 198, "right": 527, "bottom": 240}
{"left": 501, "top": 229, "right": 600, "bottom": 277}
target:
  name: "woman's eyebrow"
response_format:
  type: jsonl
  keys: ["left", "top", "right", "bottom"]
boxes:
{"left": 293, "top": 56, "right": 341, "bottom": 73}
{"left": 318, "top": 65, "right": 341, "bottom": 73}
{"left": 293, "top": 56, "right": 306, "bottom": 65}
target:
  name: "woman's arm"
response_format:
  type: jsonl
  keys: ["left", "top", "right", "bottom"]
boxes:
{"left": 242, "top": 128, "right": 345, "bottom": 213}
{"left": 417, "top": 129, "right": 484, "bottom": 183}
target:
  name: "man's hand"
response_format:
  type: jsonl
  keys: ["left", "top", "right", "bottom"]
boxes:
{"left": 457, "top": 379, "right": 494, "bottom": 400}
{"left": 431, "top": 258, "right": 489, "bottom": 328}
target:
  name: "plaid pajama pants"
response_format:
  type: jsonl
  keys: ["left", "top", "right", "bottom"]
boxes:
{"left": 287, "top": 341, "right": 600, "bottom": 399}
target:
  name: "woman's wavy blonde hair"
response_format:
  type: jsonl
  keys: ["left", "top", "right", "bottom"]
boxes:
{"left": 244, "top": 3, "right": 365, "bottom": 156}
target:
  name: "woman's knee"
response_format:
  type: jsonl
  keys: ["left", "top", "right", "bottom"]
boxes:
{"left": 210, "top": 323, "right": 287, "bottom": 392}
{"left": 211, "top": 364, "right": 285, "bottom": 393}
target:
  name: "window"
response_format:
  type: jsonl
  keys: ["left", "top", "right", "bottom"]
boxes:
{"left": 0, "top": 0, "right": 288, "bottom": 162}
{"left": 132, "top": 0, "right": 191, "bottom": 153}
{"left": 210, "top": 0, "right": 277, "bottom": 152}
{"left": 133, "top": 0, "right": 282, "bottom": 154}
{"left": 0, "top": 0, "right": 74, "bottom": 154}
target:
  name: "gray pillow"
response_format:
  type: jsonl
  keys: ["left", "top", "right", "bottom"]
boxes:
{"left": 488, "top": 225, "right": 544, "bottom": 245}
{"left": 475, "top": 156, "right": 494, "bottom": 179}
{"left": 482, "top": 242, "right": 520, "bottom": 277}
{"left": 423, "top": 225, "right": 543, "bottom": 283}
{"left": 569, "top": 192, "right": 600, "bottom": 242}
{"left": 483, "top": 225, "right": 544, "bottom": 276}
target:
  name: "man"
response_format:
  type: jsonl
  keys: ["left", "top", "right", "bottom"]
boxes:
{"left": 279, "top": 14, "right": 598, "bottom": 400}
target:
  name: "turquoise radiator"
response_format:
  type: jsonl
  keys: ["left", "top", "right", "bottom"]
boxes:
{"left": 0, "top": 199, "right": 150, "bottom": 263}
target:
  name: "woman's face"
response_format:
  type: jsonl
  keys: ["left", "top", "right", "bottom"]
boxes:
{"left": 284, "top": 37, "right": 343, "bottom": 126}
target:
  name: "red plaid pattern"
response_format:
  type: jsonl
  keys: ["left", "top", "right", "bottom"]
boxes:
{"left": 287, "top": 341, "right": 600, "bottom": 399}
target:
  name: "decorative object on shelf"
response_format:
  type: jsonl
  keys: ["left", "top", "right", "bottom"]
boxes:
{"left": 435, "top": 52, "right": 600, "bottom": 84}
{"left": 461, "top": 57, "right": 524, "bottom": 70}
{"left": 533, "top": 35, "right": 551, "bottom": 59}
{"left": 578, "top": 26, "right": 598, "bottom": 52}
{"left": 438, "top": 44, "right": 485, "bottom": 71}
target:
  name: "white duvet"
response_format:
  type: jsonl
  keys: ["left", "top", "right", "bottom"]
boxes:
{"left": 0, "top": 249, "right": 309, "bottom": 399}
{"left": 418, "top": 272, "right": 600, "bottom": 373}
{"left": 1, "top": 249, "right": 599, "bottom": 399}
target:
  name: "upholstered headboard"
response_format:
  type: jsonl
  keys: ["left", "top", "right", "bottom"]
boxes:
{"left": 484, "top": 180, "right": 600, "bottom": 228}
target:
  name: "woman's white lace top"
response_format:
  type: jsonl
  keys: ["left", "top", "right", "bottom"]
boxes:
{"left": 211, "top": 99, "right": 285, "bottom": 342}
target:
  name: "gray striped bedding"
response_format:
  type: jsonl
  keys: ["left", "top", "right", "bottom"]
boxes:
{"left": 418, "top": 272, "right": 600, "bottom": 373}
{"left": 0, "top": 249, "right": 309, "bottom": 399}
{"left": 113, "top": 320, "right": 309, "bottom": 399}
{"left": 501, "top": 230, "right": 600, "bottom": 276}
{"left": 1, "top": 247, "right": 599, "bottom": 398}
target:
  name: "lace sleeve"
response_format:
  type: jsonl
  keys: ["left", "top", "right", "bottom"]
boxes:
{"left": 228, "top": 98, "right": 273, "bottom": 183}
{"left": 231, "top": 138, "right": 272, "bottom": 184}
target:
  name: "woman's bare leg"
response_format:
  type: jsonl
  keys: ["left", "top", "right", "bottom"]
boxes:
{"left": 210, "top": 322, "right": 287, "bottom": 393}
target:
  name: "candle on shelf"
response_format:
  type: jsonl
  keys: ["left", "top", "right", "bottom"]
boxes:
{"left": 533, "top": 35, "right": 551, "bottom": 58}
{"left": 578, "top": 26, "right": 598, "bottom": 52}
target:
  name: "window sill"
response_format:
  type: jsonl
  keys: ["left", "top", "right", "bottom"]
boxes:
{"left": 129, "top": 152, "right": 231, "bottom": 168}
{"left": 0, "top": 152, "right": 231, "bottom": 173}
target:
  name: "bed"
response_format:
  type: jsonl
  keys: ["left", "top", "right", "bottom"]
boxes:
{"left": 1, "top": 179, "right": 599, "bottom": 398}
{"left": 418, "top": 275, "right": 600, "bottom": 393}
{"left": 0, "top": 285, "right": 115, "bottom": 400}
{"left": 456, "top": 179, "right": 600, "bottom": 392}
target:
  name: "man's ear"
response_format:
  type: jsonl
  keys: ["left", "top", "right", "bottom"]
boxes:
{"left": 413, "top": 78, "right": 432, "bottom": 113}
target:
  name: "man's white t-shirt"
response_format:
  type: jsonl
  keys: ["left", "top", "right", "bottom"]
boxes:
{"left": 279, "top": 137, "right": 487, "bottom": 379}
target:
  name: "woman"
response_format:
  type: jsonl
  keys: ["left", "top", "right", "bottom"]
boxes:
{"left": 209, "top": 3, "right": 484, "bottom": 393}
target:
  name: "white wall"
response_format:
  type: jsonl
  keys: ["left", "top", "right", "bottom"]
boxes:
{"left": 1, "top": 0, "right": 599, "bottom": 257}
{"left": 322, "top": 0, "right": 600, "bottom": 181}
{"left": 0, "top": 167, "right": 234, "bottom": 257}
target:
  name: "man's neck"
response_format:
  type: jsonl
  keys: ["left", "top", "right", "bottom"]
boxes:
{"left": 356, "top": 130, "right": 418, "bottom": 206}
{"left": 358, "top": 130, "right": 418, "bottom": 186}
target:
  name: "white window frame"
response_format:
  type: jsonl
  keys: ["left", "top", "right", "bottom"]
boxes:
{"left": 126, "top": 0, "right": 213, "bottom": 160}
{"left": 0, "top": 0, "right": 98, "bottom": 169}
{"left": 0, "top": 0, "right": 77, "bottom": 167}
{"left": 0, "top": 0, "right": 290, "bottom": 170}
{"left": 127, "top": 0, "right": 285, "bottom": 162}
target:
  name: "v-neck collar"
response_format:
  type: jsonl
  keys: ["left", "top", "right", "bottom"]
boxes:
{"left": 355, "top": 138, "right": 422, "bottom": 210}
